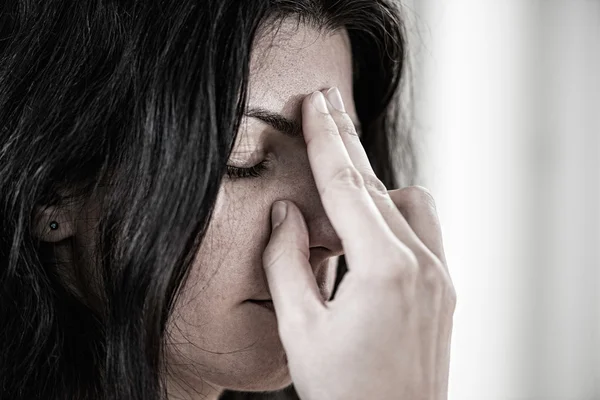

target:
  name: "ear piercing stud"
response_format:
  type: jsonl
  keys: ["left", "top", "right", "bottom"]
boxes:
{"left": 49, "top": 221, "right": 59, "bottom": 230}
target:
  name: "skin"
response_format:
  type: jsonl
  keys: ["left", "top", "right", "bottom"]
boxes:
{"left": 34, "top": 20, "right": 361, "bottom": 400}
{"left": 33, "top": 17, "right": 456, "bottom": 400}
{"left": 164, "top": 21, "right": 364, "bottom": 400}
{"left": 262, "top": 90, "right": 455, "bottom": 400}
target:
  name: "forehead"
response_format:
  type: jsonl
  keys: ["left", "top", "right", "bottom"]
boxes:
{"left": 247, "top": 20, "right": 354, "bottom": 118}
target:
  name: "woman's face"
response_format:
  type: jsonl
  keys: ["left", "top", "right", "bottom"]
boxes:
{"left": 165, "top": 21, "right": 362, "bottom": 396}
{"left": 41, "top": 20, "right": 360, "bottom": 398}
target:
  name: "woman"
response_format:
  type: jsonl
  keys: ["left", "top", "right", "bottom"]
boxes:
{"left": 0, "top": 1, "right": 456, "bottom": 399}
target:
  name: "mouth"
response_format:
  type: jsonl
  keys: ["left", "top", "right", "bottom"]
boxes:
{"left": 248, "top": 300, "right": 275, "bottom": 312}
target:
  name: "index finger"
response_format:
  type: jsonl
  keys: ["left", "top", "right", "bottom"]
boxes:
{"left": 301, "top": 91, "right": 404, "bottom": 266}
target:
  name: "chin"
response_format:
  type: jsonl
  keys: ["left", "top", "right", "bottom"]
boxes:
{"left": 225, "top": 361, "right": 293, "bottom": 392}
{"left": 168, "top": 309, "right": 294, "bottom": 394}
{"left": 216, "top": 302, "right": 296, "bottom": 392}
{"left": 203, "top": 341, "right": 294, "bottom": 393}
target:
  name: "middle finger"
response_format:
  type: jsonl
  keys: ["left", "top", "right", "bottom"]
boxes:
{"left": 301, "top": 91, "right": 403, "bottom": 270}
{"left": 319, "top": 87, "right": 435, "bottom": 262}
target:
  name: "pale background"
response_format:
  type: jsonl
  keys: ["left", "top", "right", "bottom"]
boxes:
{"left": 400, "top": 1, "right": 600, "bottom": 399}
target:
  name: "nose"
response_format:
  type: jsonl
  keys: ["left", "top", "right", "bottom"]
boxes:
{"left": 288, "top": 163, "right": 344, "bottom": 264}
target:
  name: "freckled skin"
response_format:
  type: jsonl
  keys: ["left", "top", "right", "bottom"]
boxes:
{"left": 57, "top": 19, "right": 362, "bottom": 400}
{"left": 165, "top": 21, "right": 362, "bottom": 398}
{"left": 164, "top": 22, "right": 364, "bottom": 397}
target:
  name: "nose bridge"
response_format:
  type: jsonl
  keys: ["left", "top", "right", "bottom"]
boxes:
{"left": 291, "top": 166, "right": 343, "bottom": 254}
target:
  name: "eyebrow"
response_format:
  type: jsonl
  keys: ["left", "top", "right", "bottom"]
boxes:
{"left": 244, "top": 107, "right": 362, "bottom": 138}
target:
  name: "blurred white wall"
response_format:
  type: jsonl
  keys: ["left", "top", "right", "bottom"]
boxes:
{"left": 403, "top": 1, "right": 600, "bottom": 399}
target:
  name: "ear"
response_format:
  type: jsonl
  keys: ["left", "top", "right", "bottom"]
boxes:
{"left": 32, "top": 204, "right": 76, "bottom": 243}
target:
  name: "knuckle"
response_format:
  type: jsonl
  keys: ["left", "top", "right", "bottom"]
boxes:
{"left": 401, "top": 247, "right": 420, "bottom": 271}
{"left": 419, "top": 257, "right": 456, "bottom": 313}
{"left": 384, "top": 246, "right": 420, "bottom": 284}
{"left": 404, "top": 185, "right": 437, "bottom": 210}
{"left": 263, "top": 241, "right": 307, "bottom": 271}
{"left": 446, "top": 284, "right": 458, "bottom": 312}
{"left": 262, "top": 245, "right": 286, "bottom": 271}
{"left": 362, "top": 173, "right": 389, "bottom": 198}
{"left": 338, "top": 117, "right": 359, "bottom": 137}
{"left": 322, "top": 121, "right": 340, "bottom": 137}
{"left": 330, "top": 166, "right": 365, "bottom": 191}
{"left": 402, "top": 247, "right": 420, "bottom": 271}
{"left": 419, "top": 257, "right": 446, "bottom": 290}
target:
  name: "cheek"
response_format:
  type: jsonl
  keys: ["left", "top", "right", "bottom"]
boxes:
{"left": 164, "top": 196, "right": 292, "bottom": 390}
{"left": 167, "top": 185, "right": 277, "bottom": 333}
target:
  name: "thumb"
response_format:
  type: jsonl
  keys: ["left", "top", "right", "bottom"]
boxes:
{"left": 262, "top": 200, "right": 322, "bottom": 321}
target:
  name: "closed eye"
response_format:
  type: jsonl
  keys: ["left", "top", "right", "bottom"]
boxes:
{"left": 225, "top": 159, "right": 270, "bottom": 179}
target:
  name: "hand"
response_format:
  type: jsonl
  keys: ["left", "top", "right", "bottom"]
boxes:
{"left": 262, "top": 87, "right": 456, "bottom": 400}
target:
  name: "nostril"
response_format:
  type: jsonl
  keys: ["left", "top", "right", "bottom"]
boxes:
{"left": 308, "top": 246, "right": 328, "bottom": 264}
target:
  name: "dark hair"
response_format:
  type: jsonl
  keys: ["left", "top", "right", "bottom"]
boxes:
{"left": 0, "top": 1, "right": 416, "bottom": 399}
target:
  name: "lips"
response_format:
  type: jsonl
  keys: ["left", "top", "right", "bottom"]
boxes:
{"left": 248, "top": 256, "right": 335, "bottom": 311}
{"left": 249, "top": 300, "right": 275, "bottom": 312}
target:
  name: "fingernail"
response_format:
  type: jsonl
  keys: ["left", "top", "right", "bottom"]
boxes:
{"left": 271, "top": 201, "right": 287, "bottom": 229}
{"left": 326, "top": 87, "right": 345, "bottom": 112}
{"left": 311, "top": 91, "right": 329, "bottom": 114}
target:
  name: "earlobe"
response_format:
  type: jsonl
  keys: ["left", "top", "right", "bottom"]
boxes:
{"left": 32, "top": 205, "right": 76, "bottom": 242}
